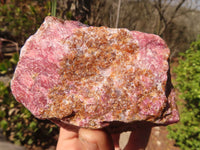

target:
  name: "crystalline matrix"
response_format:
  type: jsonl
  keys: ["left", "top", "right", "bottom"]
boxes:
{"left": 11, "top": 16, "right": 179, "bottom": 132}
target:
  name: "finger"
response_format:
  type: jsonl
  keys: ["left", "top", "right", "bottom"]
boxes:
{"left": 57, "top": 127, "right": 82, "bottom": 150}
{"left": 79, "top": 128, "right": 115, "bottom": 150}
{"left": 124, "top": 126, "right": 152, "bottom": 150}
{"left": 111, "top": 134, "right": 120, "bottom": 150}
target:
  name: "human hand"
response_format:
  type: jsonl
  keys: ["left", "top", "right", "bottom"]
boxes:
{"left": 56, "top": 126, "right": 151, "bottom": 150}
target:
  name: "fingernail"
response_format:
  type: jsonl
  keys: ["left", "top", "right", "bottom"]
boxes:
{"left": 79, "top": 136, "right": 99, "bottom": 150}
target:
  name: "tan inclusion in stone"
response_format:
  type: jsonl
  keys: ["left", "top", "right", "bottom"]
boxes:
{"left": 40, "top": 27, "right": 163, "bottom": 128}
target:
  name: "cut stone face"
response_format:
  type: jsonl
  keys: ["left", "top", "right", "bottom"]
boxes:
{"left": 11, "top": 16, "right": 179, "bottom": 132}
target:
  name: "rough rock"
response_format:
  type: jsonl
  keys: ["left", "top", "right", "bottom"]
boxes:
{"left": 11, "top": 16, "right": 179, "bottom": 132}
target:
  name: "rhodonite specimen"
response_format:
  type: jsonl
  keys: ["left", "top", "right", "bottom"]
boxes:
{"left": 11, "top": 16, "right": 179, "bottom": 132}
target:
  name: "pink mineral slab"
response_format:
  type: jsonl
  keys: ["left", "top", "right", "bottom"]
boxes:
{"left": 11, "top": 16, "right": 179, "bottom": 132}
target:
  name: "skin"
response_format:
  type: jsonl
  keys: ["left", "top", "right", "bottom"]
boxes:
{"left": 56, "top": 125, "right": 152, "bottom": 150}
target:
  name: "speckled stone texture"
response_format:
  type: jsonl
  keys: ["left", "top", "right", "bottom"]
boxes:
{"left": 11, "top": 16, "right": 179, "bottom": 132}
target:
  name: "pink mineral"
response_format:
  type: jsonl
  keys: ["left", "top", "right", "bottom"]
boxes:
{"left": 11, "top": 16, "right": 179, "bottom": 132}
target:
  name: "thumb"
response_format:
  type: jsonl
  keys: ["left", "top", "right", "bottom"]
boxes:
{"left": 79, "top": 128, "right": 114, "bottom": 150}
